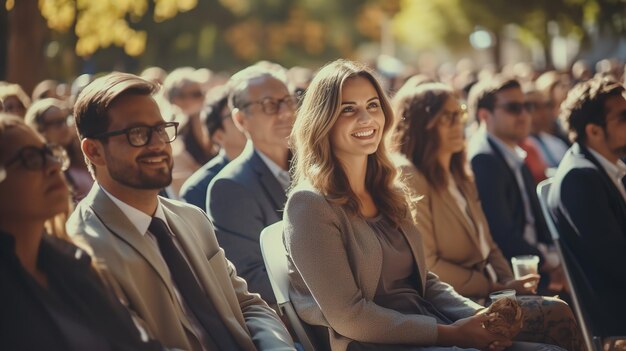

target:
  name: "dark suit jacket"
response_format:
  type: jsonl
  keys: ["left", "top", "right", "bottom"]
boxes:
{"left": 0, "top": 231, "right": 163, "bottom": 351}
{"left": 468, "top": 129, "right": 552, "bottom": 266}
{"left": 547, "top": 143, "right": 626, "bottom": 333}
{"left": 180, "top": 152, "right": 229, "bottom": 211}
{"left": 207, "top": 142, "right": 287, "bottom": 304}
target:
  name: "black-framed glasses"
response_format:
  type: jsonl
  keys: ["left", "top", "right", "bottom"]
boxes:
{"left": 241, "top": 95, "right": 296, "bottom": 115}
{"left": 90, "top": 122, "right": 179, "bottom": 147}
{"left": 495, "top": 102, "right": 529, "bottom": 115}
{"left": 3, "top": 143, "right": 70, "bottom": 172}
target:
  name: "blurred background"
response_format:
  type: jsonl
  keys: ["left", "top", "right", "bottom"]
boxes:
{"left": 1, "top": 0, "right": 626, "bottom": 94}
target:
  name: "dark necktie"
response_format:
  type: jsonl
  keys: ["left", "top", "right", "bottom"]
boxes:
{"left": 148, "top": 217, "right": 240, "bottom": 351}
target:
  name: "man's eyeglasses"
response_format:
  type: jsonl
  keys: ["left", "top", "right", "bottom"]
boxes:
{"left": 90, "top": 122, "right": 179, "bottom": 147}
{"left": 241, "top": 96, "right": 296, "bottom": 115}
{"left": 495, "top": 102, "right": 529, "bottom": 115}
{"left": 2, "top": 143, "right": 70, "bottom": 174}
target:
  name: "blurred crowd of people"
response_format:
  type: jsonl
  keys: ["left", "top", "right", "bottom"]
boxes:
{"left": 1, "top": 54, "right": 625, "bottom": 351}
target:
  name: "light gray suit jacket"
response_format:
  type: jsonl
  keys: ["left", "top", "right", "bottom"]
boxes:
{"left": 284, "top": 184, "right": 482, "bottom": 351}
{"left": 67, "top": 184, "right": 295, "bottom": 351}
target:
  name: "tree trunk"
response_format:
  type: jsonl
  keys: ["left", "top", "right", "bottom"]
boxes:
{"left": 6, "top": 0, "right": 49, "bottom": 96}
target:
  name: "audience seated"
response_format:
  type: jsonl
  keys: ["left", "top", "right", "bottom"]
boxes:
{"left": 285, "top": 59, "right": 565, "bottom": 351}
{"left": 524, "top": 84, "right": 568, "bottom": 171}
{"left": 180, "top": 85, "right": 246, "bottom": 211}
{"left": 162, "top": 67, "right": 215, "bottom": 196}
{"left": 65, "top": 73, "right": 295, "bottom": 351}
{"left": 0, "top": 113, "right": 164, "bottom": 351}
{"left": 25, "top": 98, "right": 93, "bottom": 202}
{"left": 207, "top": 65, "right": 295, "bottom": 305}
{"left": 393, "top": 83, "right": 583, "bottom": 351}
{"left": 0, "top": 83, "right": 30, "bottom": 118}
{"left": 548, "top": 76, "right": 626, "bottom": 335}
{"left": 467, "top": 76, "right": 565, "bottom": 294}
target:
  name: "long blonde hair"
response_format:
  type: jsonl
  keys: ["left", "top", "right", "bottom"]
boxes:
{"left": 290, "top": 59, "right": 406, "bottom": 225}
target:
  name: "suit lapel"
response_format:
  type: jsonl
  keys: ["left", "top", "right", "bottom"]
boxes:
{"left": 161, "top": 205, "right": 251, "bottom": 340}
{"left": 438, "top": 187, "right": 482, "bottom": 251}
{"left": 250, "top": 150, "right": 288, "bottom": 211}
{"left": 87, "top": 186, "right": 180, "bottom": 304}
{"left": 579, "top": 144, "right": 626, "bottom": 215}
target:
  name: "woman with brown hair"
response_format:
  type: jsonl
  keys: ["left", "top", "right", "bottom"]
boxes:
{"left": 0, "top": 113, "right": 163, "bottom": 351}
{"left": 393, "top": 83, "right": 583, "bottom": 351}
{"left": 285, "top": 60, "right": 564, "bottom": 351}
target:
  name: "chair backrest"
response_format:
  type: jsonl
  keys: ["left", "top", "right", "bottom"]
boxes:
{"left": 536, "top": 179, "right": 601, "bottom": 351}
{"left": 259, "top": 221, "right": 320, "bottom": 351}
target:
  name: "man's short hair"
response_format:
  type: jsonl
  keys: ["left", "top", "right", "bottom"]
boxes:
{"left": 162, "top": 67, "right": 199, "bottom": 102}
{"left": 204, "top": 85, "right": 230, "bottom": 137}
{"left": 468, "top": 75, "right": 521, "bottom": 123}
{"left": 227, "top": 65, "right": 286, "bottom": 111}
{"left": 559, "top": 76, "right": 625, "bottom": 144}
{"left": 74, "top": 72, "right": 158, "bottom": 140}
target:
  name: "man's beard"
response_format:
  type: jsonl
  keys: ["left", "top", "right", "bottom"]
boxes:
{"left": 106, "top": 151, "right": 173, "bottom": 190}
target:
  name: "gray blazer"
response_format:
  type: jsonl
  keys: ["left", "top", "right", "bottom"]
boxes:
{"left": 207, "top": 141, "right": 287, "bottom": 304}
{"left": 284, "top": 184, "right": 482, "bottom": 351}
{"left": 67, "top": 184, "right": 295, "bottom": 351}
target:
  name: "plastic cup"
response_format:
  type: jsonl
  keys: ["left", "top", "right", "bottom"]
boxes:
{"left": 511, "top": 255, "right": 539, "bottom": 279}
{"left": 489, "top": 289, "right": 517, "bottom": 302}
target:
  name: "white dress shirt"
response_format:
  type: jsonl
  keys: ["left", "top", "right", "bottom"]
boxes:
{"left": 257, "top": 149, "right": 291, "bottom": 191}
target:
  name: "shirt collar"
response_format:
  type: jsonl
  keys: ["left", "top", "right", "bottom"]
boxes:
{"left": 488, "top": 133, "right": 527, "bottom": 169}
{"left": 256, "top": 148, "right": 291, "bottom": 190}
{"left": 100, "top": 185, "right": 169, "bottom": 236}
{"left": 587, "top": 147, "right": 626, "bottom": 181}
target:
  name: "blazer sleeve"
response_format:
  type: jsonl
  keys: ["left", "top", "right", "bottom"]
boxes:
{"left": 188, "top": 205, "right": 295, "bottom": 351}
{"left": 223, "top": 253, "right": 296, "bottom": 350}
{"left": 405, "top": 169, "right": 493, "bottom": 298}
{"left": 285, "top": 189, "right": 441, "bottom": 346}
{"left": 558, "top": 169, "right": 626, "bottom": 284}
{"left": 423, "top": 271, "right": 484, "bottom": 320}
{"left": 471, "top": 154, "right": 544, "bottom": 262}
{"left": 207, "top": 177, "right": 275, "bottom": 304}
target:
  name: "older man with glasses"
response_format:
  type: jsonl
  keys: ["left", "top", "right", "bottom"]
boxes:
{"left": 66, "top": 72, "right": 295, "bottom": 351}
{"left": 467, "top": 75, "right": 565, "bottom": 295}
{"left": 207, "top": 65, "right": 296, "bottom": 306}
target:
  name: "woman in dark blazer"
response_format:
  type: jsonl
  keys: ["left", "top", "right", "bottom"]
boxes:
{"left": 284, "top": 60, "right": 565, "bottom": 351}
{"left": 0, "top": 113, "right": 162, "bottom": 351}
{"left": 392, "top": 83, "right": 583, "bottom": 351}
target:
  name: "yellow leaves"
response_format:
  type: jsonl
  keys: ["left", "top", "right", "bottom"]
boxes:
{"left": 154, "top": 0, "right": 197, "bottom": 22}
{"left": 125, "top": 31, "right": 147, "bottom": 56}
{"left": 36, "top": 0, "right": 197, "bottom": 57}
{"left": 38, "top": 0, "right": 76, "bottom": 32}
{"left": 5, "top": 0, "right": 14, "bottom": 11}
